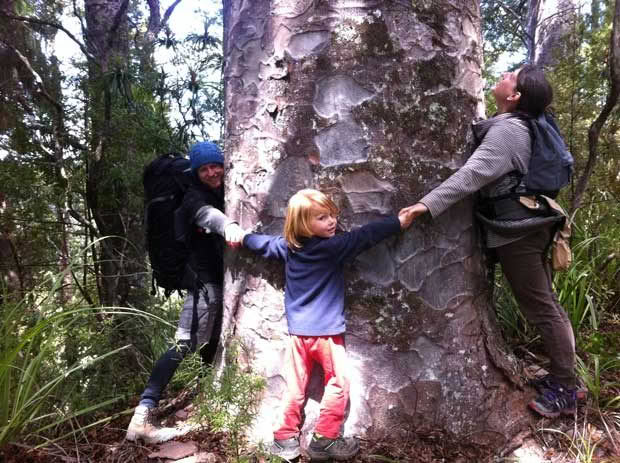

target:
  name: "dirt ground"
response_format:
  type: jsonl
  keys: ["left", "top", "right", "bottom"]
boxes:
{"left": 2, "top": 410, "right": 619, "bottom": 463}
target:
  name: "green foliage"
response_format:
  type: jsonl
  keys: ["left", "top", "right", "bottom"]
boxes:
{"left": 159, "top": 10, "right": 225, "bottom": 143}
{"left": 193, "top": 342, "right": 266, "bottom": 462}
{"left": 554, "top": 237, "right": 602, "bottom": 335}
{"left": 494, "top": 270, "right": 534, "bottom": 344}
{"left": 576, "top": 355, "right": 620, "bottom": 409}
{"left": 480, "top": 0, "right": 528, "bottom": 68}
{"left": 549, "top": 4, "right": 620, "bottom": 205}
{"left": 0, "top": 241, "right": 182, "bottom": 445}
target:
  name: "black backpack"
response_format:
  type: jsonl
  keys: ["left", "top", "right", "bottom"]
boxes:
{"left": 143, "top": 153, "right": 193, "bottom": 296}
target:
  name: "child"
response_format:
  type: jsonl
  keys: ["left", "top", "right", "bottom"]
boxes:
{"left": 243, "top": 189, "right": 415, "bottom": 461}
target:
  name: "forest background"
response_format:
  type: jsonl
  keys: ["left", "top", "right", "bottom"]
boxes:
{"left": 0, "top": 0, "right": 619, "bottom": 462}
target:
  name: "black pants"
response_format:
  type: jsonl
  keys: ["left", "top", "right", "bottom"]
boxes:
{"left": 139, "top": 283, "right": 223, "bottom": 408}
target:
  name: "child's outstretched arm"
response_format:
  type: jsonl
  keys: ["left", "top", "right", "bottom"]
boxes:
{"left": 330, "top": 215, "right": 402, "bottom": 263}
{"left": 243, "top": 233, "right": 288, "bottom": 261}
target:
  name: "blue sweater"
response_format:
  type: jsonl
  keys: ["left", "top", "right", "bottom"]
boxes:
{"left": 243, "top": 216, "right": 401, "bottom": 336}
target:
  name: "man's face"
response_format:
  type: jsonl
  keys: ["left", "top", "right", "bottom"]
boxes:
{"left": 197, "top": 163, "right": 224, "bottom": 189}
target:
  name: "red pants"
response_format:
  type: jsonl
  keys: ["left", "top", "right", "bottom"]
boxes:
{"left": 273, "top": 335, "right": 349, "bottom": 440}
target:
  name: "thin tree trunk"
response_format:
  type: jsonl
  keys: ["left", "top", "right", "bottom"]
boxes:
{"left": 534, "top": 0, "right": 578, "bottom": 68}
{"left": 571, "top": 0, "right": 620, "bottom": 214}
{"left": 82, "top": 0, "right": 181, "bottom": 306}
{"left": 526, "top": 0, "right": 543, "bottom": 61}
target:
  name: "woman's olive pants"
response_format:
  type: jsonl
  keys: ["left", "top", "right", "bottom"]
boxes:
{"left": 496, "top": 226, "right": 576, "bottom": 388}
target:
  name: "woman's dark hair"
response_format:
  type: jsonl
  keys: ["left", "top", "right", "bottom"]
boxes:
{"left": 515, "top": 64, "right": 553, "bottom": 116}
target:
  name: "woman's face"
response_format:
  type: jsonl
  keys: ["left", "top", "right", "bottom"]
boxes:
{"left": 492, "top": 69, "right": 520, "bottom": 108}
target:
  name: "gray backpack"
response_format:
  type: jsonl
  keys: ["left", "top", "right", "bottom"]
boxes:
{"left": 518, "top": 112, "right": 574, "bottom": 198}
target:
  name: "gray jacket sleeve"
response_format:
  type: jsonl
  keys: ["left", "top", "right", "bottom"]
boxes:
{"left": 194, "top": 205, "right": 235, "bottom": 236}
{"left": 419, "top": 119, "right": 530, "bottom": 218}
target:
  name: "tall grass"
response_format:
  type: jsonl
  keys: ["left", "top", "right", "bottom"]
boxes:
{"left": 554, "top": 236, "right": 603, "bottom": 336}
{"left": 0, "top": 263, "right": 176, "bottom": 446}
{"left": 576, "top": 355, "right": 620, "bottom": 409}
{"left": 494, "top": 206, "right": 619, "bottom": 409}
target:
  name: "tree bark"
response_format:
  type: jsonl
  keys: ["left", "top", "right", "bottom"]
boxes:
{"left": 223, "top": 0, "right": 533, "bottom": 450}
{"left": 83, "top": 0, "right": 132, "bottom": 306}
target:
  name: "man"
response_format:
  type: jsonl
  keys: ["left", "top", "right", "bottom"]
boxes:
{"left": 127, "top": 141, "right": 245, "bottom": 443}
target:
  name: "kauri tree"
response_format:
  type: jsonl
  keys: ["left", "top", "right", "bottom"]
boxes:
{"left": 222, "top": 0, "right": 535, "bottom": 451}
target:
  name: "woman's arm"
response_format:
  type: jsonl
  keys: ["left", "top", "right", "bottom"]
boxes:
{"left": 417, "top": 120, "right": 530, "bottom": 218}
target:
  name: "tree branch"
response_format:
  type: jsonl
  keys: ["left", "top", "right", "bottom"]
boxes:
{"left": 107, "top": 0, "right": 130, "bottom": 51}
{"left": 0, "top": 39, "right": 64, "bottom": 115}
{"left": 162, "top": 0, "right": 183, "bottom": 29}
{"left": 68, "top": 206, "right": 100, "bottom": 238}
{"left": 492, "top": 1, "right": 532, "bottom": 53}
{"left": 72, "top": 0, "right": 89, "bottom": 49}
{"left": 146, "top": 0, "right": 161, "bottom": 39}
{"left": 145, "top": 0, "right": 183, "bottom": 42}
{"left": 524, "top": 0, "right": 541, "bottom": 61}
{"left": 570, "top": 0, "right": 620, "bottom": 214}
{"left": 0, "top": 12, "right": 94, "bottom": 61}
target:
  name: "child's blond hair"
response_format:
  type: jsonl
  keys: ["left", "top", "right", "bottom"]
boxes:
{"left": 283, "top": 189, "right": 339, "bottom": 249}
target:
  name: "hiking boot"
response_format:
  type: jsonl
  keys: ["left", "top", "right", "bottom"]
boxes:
{"left": 528, "top": 382, "right": 577, "bottom": 418}
{"left": 126, "top": 405, "right": 189, "bottom": 444}
{"left": 307, "top": 434, "right": 359, "bottom": 461}
{"left": 529, "top": 374, "right": 587, "bottom": 401}
{"left": 269, "top": 436, "right": 301, "bottom": 461}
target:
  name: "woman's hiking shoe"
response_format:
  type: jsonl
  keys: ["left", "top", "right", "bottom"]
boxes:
{"left": 270, "top": 436, "right": 301, "bottom": 461}
{"left": 307, "top": 434, "right": 359, "bottom": 461}
{"left": 528, "top": 374, "right": 587, "bottom": 401}
{"left": 126, "top": 405, "right": 189, "bottom": 444}
{"left": 528, "top": 382, "right": 577, "bottom": 418}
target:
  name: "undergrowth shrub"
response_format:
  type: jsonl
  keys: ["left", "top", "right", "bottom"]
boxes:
{"left": 192, "top": 341, "right": 266, "bottom": 462}
{"left": 0, "top": 264, "right": 178, "bottom": 446}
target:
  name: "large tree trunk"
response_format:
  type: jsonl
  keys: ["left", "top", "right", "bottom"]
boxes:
{"left": 223, "top": 0, "right": 533, "bottom": 451}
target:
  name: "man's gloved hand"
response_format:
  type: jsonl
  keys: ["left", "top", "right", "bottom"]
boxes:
{"left": 224, "top": 223, "right": 247, "bottom": 248}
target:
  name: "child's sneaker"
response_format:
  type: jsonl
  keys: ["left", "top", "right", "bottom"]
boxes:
{"left": 307, "top": 433, "right": 359, "bottom": 461}
{"left": 528, "top": 382, "right": 577, "bottom": 418}
{"left": 270, "top": 436, "right": 301, "bottom": 461}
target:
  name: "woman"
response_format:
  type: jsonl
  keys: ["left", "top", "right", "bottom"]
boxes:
{"left": 403, "top": 64, "right": 577, "bottom": 418}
